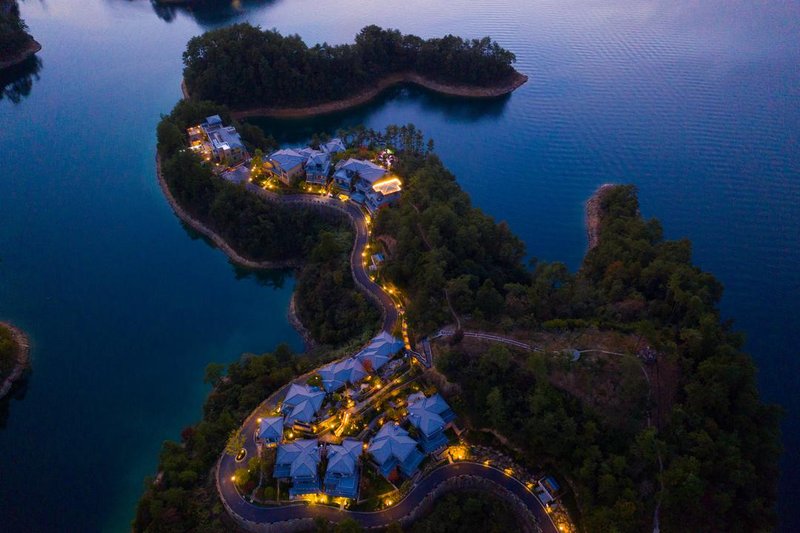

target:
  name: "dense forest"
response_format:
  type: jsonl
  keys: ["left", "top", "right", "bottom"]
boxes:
{"left": 133, "top": 345, "right": 313, "bottom": 532}
{"left": 371, "top": 159, "right": 780, "bottom": 531}
{"left": 150, "top": 106, "right": 780, "bottom": 531}
{"left": 183, "top": 24, "right": 519, "bottom": 108}
{"left": 0, "top": 1, "right": 34, "bottom": 61}
{"left": 0, "top": 324, "right": 17, "bottom": 381}
{"left": 158, "top": 99, "right": 380, "bottom": 346}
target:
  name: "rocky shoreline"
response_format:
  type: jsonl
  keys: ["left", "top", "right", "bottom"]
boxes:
{"left": 156, "top": 154, "right": 300, "bottom": 270}
{"left": 287, "top": 293, "right": 316, "bottom": 351}
{"left": 586, "top": 183, "right": 617, "bottom": 250}
{"left": 0, "top": 38, "right": 41, "bottom": 70}
{"left": 0, "top": 322, "right": 30, "bottom": 401}
{"left": 182, "top": 70, "right": 528, "bottom": 119}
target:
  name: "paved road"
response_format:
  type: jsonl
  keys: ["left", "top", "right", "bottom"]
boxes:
{"left": 214, "top": 184, "right": 555, "bottom": 531}
{"left": 435, "top": 328, "right": 542, "bottom": 352}
{"left": 243, "top": 184, "right": 398, "bottom": 332}
{"left": 219, "top": 459, "right": 557, "bottom": 532}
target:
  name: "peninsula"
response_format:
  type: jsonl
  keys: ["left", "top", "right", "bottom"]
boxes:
{"left": 0, "top": 0, "right": 41, "bottom": 70}
{"left": 139, "top": 101, "right": 779, "bottom": 531}
{"left": 182, "top": 24, "right": 526, "bottom": 118}
{"left": 136, "top": 28, "right": 779, "bottom": 533}
{"left": 0, "top": 322, "right": 30, "bottom": 402}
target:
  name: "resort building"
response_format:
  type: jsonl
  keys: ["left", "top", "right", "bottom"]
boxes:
{"left": 281, "top": 383, "right": 325, "bottom": 425}
{"left": 323, "top": 439, "right": 362, "bottom": 499}
{"left": 333, "top": 159, "right": 387, "bottom": 191}
{"left": 318, "top": 358, "right": 367, "bottom": 393}
{"left": 267, "top": 148, "right": 307, "bottom": 186}
{"left": 274, "top": 439, "right": 321, "bottom": 498}
{"left": 304, "top": 149, "right": 331, "bottom": 186}
{"left": 256, "top": 416, "right": 284, "bottom": 446}
{"left": 367, "top": 422, "right": 424, "bottom": 479}
{"left": 406, "top": 393, "right": 455, "bottom": 453}
{"left": 187, "top": 115, "right": 246, "bottom": 165}
{"left": 355, "top": 332, "right": 404, "bottom": 373}
{"left": 365, "top": 177, "right": 402, "bottom": 213}
{"left": 321, "top": 138, "right": 346, "bottom": 154}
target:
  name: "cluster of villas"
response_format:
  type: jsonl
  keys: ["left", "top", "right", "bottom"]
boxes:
{"left": 253, "top": 332, "right": 456, "bottom": 501}
{"left": 265, "top": 140, "right": 402, "bottom": 214}
{"left": 186, "top": 116, "right": 402, "bottom": 215}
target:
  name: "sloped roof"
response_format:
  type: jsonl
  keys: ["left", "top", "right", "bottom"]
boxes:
{"left": 257, "top": 416, "right": 284, "bottom": 442}
{"left": 408, "top": 401, "right": 446, "bottom": 437}
{"left": 326, "top": 439, "right": 361, "bottom": 476}
{"left": 355, "top": 332, "right": 403, "bottom": 371}
{"left": 318, "top": 358, "right": 366, "bottom": 392}
{"left": 334, "top": 159, "right": 387, "bottom": 183}
{"left": 368, "top": 423, "right": 419, "bottom": 466}
{"left": 321, "top": 138, "right": 346, "bottom": 153}
{"left": 304, "top": 149, "right": 330, "bottom": 167}
{"left": 276, "top": 439, "right": 320, "bottom": 479}
{"left": 269, "top": 149, "right": 307, "bottom": 171}
{"left": 283, "top": 383, "right": 325, "bottom": 424}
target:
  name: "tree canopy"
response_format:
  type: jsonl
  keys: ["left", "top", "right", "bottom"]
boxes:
{"left": 183, "top": 24, "right": 518, "bottom": 108}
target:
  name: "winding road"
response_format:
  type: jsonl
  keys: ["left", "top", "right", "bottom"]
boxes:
{"left": 196, "top": 178, "right": 557, "bottom": 532}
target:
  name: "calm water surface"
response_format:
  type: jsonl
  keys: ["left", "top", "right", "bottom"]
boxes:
{"left": 1, "top": 1, "right": 798, "bottom": 531}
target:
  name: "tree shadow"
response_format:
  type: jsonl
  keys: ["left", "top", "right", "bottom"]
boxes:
{"left": 178, "top": 220, "right": 293, "bottom": 288}
{"left": 148, "top": 0, "right": 281, "bottom": 27}
{"left": 0, "top": 368, "right": 31, "bottom": 429}
{"left": 247, "top": 83, "right": 512, "bottom": 146}
{"left": 0, "top": 54, "right": 42, "bottom": 105}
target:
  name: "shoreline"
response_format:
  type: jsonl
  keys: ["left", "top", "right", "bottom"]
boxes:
{"left": 585, "top": 183, "right": 617, "bottom": 250}
{"left": 287, "top": 293, "right": 316, "bottom": 351}
{"left": 182, "top": 70, "right": 528, "bottom": 119}
{"left": 156, "top": 154, "right": 300, "bottom": 270}
{"left": 0, "top": 322, "right": 30, "bottom": 401}
{"left": 0, "top": 38, "right": 42, "bottom": 70}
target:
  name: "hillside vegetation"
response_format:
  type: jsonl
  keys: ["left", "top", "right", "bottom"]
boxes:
{"left": 183, "top": 24, "right": 519, "bottom": 108}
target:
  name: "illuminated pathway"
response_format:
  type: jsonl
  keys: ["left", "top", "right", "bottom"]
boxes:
{"left": 208, "top": 181, "right": 560, "bottom": 532}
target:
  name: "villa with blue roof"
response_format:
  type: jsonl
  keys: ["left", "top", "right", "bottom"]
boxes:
{"left": 365, "top": 176, "right": 402, "bottom": 213}
{"left": 333, "top": 159, "right": 387, "bottom": 191}
{"left": 318, "top": 358, "right": 366, "bottom": 393}
{"left": 274, "top": 439, "right": 321, "bottom": 498}
{"left": 187, "top": 115, "right": 246, "bottom": 165}
{"left": 406, "top": 393, "right": 456, "bottom": 453}
{"left": 321, "top": 138, "right": 346, "bottom": 154}
{"left": 304, "top": 149, "right": 331, "bottom": 186}
{"left": 368, "top": 423, "right": 424, "bottom": 479}
{"left": 355, "top": 331, "right": 404, "bottom": 373}
{"left": 281, "top": 383, "right": 325, "bottom": 426}
{"left": 267, "top": 148, "right": 308, "bottom": 186}
{"left": 323, "top": 439, "right": 362, "bottom": 499}
{"left": 256, "top": 416, "right": 284, "bottom": 447}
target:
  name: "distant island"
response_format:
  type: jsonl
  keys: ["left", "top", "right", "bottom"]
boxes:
{"left": 0, "top": 322, "right": 30, "bottom": 403}
{"left": 0, "top": 0, "right": 41, "bottom": 70}
{"left": 182, "top": 24, "right": 527, "bottom": 118}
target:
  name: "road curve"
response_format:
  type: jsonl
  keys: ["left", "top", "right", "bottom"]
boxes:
{"left": 212, "top": 185, "right": 554, "bottom": 532}
{"left": 218, "top": 457, "right": 557, "bottom": 533}
{"left": 243, "top": 183, "right": 398, "bottom": 333}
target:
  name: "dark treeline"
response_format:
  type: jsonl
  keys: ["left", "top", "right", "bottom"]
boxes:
{"left": 133, "top": 345, "right": 314, "bottom": 532}
{"left": 0, "top": 0, "right": 33, "bottom": 60}
{"left": 183, "top": 24, "right": 518, "bottom": 108}
{"left": 157, "top": 99, "right": 380, "bottom": 345}
{"left": 374, "top": 161, "right": 781, "bottom": 531}
{"left": 0, "top": 324, "right": 17, "bottom": 382}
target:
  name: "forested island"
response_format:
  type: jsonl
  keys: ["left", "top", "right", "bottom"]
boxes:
{"left": 182, "top": 24, "right": 526, "bottom": 115}
{"left": 141, "top": 96, "right": 780, "bottom": 531}
{"left": 0, "top": 0, "right": 40, "bottom": 70}
{"left": 0, "top": 322, "right": 30, "bottom": 423}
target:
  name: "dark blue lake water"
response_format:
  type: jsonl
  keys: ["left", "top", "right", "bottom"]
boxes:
{"left": 1, "top": 1, "right": 797, "bottom": 531}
